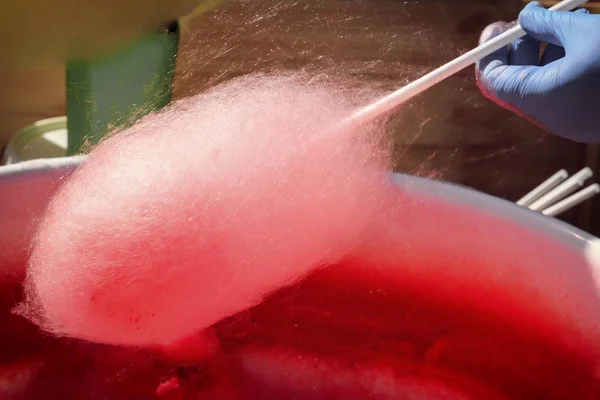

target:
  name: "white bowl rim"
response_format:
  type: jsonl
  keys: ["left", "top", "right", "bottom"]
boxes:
{"left": 1, "top": 155, "right": 596, "bottom": 249}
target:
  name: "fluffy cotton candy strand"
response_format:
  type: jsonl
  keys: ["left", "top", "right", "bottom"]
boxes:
{"left": 16, "top": 73, "right": 395, "bottom": 347}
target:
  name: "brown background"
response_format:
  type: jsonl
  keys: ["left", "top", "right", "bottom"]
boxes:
{"left": 1, "top": 0, "right": 596, "bottom": 232}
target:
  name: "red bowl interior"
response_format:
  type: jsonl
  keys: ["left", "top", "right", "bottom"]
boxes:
{"left": 2, "top": 250, "right": 599, "bottom": 399}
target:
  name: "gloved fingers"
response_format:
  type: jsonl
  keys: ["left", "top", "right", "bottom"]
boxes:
{"left": 476, "top": 22, "right": 510, "bottom": 80}
{"left": 523, "top": 6, "right": 589, "bottom": 66}
{"left": 574, "top": 7, "right": 591, "bottom": 16}
{"left": 519, "top": 1, "right": 570, "bottom": 47}
{"left": 478, "top": 20, "right": 513, "bottom": 46}
{"left": 540, "top": 44, "right": 565, "bottom": 66}
{"left": 478, "top": 61, "right": 540, "bottom": 105}
{"left": 475, "top": 16, "right": 542, "bottom": 103}
{"left": 508, "top": 34, "right": 540, "bottom": 66}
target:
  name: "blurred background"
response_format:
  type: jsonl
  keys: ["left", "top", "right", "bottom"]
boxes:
{"left": 1, "top": 0, "right": 598, "bottom": 233}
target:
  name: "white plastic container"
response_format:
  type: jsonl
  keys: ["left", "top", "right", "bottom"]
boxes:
{"left": 2, "top": 117, "right": 68, "bottom": 165}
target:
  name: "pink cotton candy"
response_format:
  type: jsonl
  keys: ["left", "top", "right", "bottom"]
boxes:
{"left": 18, "top": 74, "right": 394, "bottom": 347}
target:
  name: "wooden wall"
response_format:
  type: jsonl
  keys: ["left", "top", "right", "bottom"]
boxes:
{"left": 174, "top": 0, "right": 588, "bottom": 227}
{"left": 0, "top": 0, "right": 592, "bottom": 230}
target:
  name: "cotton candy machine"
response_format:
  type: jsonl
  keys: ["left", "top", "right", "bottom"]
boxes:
{"left": 1, "top": 156, "right": 599, "bottom": 399}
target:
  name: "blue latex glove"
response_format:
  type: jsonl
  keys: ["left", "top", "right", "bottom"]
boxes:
{"left": 476, "top": 1, "right": 600, "bottom": 143}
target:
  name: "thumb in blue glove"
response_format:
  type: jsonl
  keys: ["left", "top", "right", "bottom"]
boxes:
{"left": 476, "top": 1, "right": 600, "bottom": 143}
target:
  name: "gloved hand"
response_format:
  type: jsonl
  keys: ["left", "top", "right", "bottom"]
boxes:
{"left": 476, "top": 1, "right": 600, "bottom": 143}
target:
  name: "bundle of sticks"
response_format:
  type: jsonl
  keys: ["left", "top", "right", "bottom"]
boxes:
{"left": 517, "top": 168, "right": 599, "bottom": 217}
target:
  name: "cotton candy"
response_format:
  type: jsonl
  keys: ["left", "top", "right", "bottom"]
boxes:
{"left": 18, "top": 73, "right": 394, "bottom": 347}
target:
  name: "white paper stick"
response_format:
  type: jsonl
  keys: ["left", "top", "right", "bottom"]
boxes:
{"left": 529, "top": 167, "right": 593, "bottom": 211}
{"left": 341, "top": 0, "right": 590, "bottom": 128}
{"left": 517, "top": 169, "right": 569, "bottom": 207}
{"left": 542, "top": 184, "right": 600, "bottom": 216}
